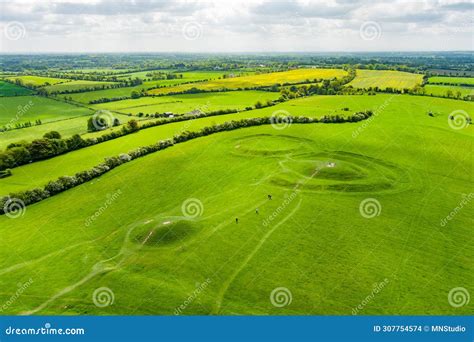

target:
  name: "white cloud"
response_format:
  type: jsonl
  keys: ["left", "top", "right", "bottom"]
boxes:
{"left": 0, "top": 0, "right": 472, "bottom": 52}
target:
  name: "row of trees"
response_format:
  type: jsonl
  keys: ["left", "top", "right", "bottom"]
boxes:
{"left": 0, "top": 120, "right": 140, "bottom": 171}
{"left": 0, "top": 111, "right": 373, "bottom": 214}
{"left": 0, "top": 119, "right": 42, "bottom": 133}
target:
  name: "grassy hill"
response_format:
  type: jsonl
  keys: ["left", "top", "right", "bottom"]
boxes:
{"left": 0, "top": 92, "right": 472, "bottom": 316}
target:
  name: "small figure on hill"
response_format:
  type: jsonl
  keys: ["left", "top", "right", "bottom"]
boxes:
{"left": 268, "top": 194, "right": 272, "bottom": 200}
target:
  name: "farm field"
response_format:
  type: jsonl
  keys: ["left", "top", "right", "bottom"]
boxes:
{"left": 0, "top": 80, "right": 33, "bottom": 96}
{"left": 0, "top": 96, "right": 94, "bottom": 127}
{"left": 5, "top": 75, "right": 67, "bottom": 87}
{"left": 148, "top": 68, "right": 347, "bottom": 95}
{"left": 428, "top": 76, "right": 474, "bottom": 85}
{"left": 0, "top": 112, "right": 148, "bottom": 150}
{"left": 0, "top": 50, "right": 473, "bottom": 320}
{"left": 65, "top": 71, "right": 231, "bottom": 104}
{"left": 43, "top": 80, "right": 118, "bottom": 93}
{"left": 424, "top": 84, "right": 474, "bottom": 98}
{"left": 0, "top": 92, "right": 472, "bottom": 315}
{"left": 347, "top": 70, "right": 423, "bottom": 90}
{"left": 1, "top": 94, "right": 472, "bottom": 198}
{"left": 92, "top": 91, "right": 281, "bottom": 115}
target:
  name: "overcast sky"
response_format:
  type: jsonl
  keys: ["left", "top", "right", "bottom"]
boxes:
{"left": 0, "top": 0, "right": 472, "bottom": 53}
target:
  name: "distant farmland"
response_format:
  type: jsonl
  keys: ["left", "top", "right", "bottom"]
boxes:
{"left": 148, "top": 68, "right": 348, "bottom": 95}
{"left": 347, "top": 70, "right": 423, "bottom": 90}
{"left": 0, "top": 80, "right": 33, "bottom": 96}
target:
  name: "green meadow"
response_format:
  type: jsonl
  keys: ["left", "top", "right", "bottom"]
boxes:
{"left": 428, "top": 76, "right": 474, "bottom": 85}
{"left": 43, "top": 80, "right": 118, "bottom": 93}
{"left": 0, "top": 93, "right": 472, "bottom": 315}
{"left": 0, "top": 81, "right": 33, "bottom": 97}
{"left": 0, "top": 96, "right": 93, "bottom": 127}
{"left": 65, "top": 71, "right": 230, "bottom": 104}
{"left": 6, "top": 75, "right": 66, "bottom": 87}
{"left": 0, "top": 64, "right": 472, "bottom": 317}
{"left": 424, "top": 84, "right": 473, "bottom": 98}
{"left": 92, "top": 91, "right": 281, "bottom": 115}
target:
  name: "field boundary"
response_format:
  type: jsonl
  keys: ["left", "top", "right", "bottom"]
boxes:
{"left": 0, "top": 111, "right": 373, "bottom": 214}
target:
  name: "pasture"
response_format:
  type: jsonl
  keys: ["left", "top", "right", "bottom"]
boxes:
{"left": 0, "top": 93, "right": 471, "bottom": 315}
{"left": 0, "top": 81, "right": 33, "bottom": 96}
{"left": 347, "top": 70, "right": 423, "bottom": 90}
{"left": 66, "top": 71, "right": 229, "bottom": 104}
{"left": 0, "top": 96, "right": 94, "bottom": 127}
{"left": 43, "top": 80, "right": 118, "bottom": 93}
{"left": 92, "top": 91, "right": 281, "bottom": 115}
{"left": 428, "top": 76, "right": 474, "bottom": 86}
{"left": 6, "top": 75, "right": 66, "bottom": 87}
{"left": 148, "top": 69, "right": 347, "bottom": 95}
{"left": 424, "top": 84, "right": 473, "bottom": 98}
{"left": 1, "top": 94, "right": 472, "bottom": 200}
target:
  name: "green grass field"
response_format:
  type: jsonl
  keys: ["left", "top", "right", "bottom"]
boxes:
{"left": 2, "top": 94, "right": 472, "bottom": 195}
{"left": 428, "top": 76, "right": 474, "bottom": 85}
{"left": 0, "top": 96, "right": 94, "bottom": 127}
{"left": 43, "top": 80, "right": 118, "bottom": 93}
{"left": 0, "top": 92, "right": 472, "bottom": 315}
{"left": 148, "top": 69, "right": 347, "bottom": 95}
{"left": 65, "top": 71, "right": 246, "bottom": 104}
{"left": 347, "top": 70, "right": 423, "bottom": 90}
{"left": 0, "top": 81, "right": 33, "bottom": 96}
{"left": 6, "top": 75, "right": 67, "bottom": 87}
{"left": 92, "top": 91, "right": 281, "bottom": 115}
{"left": 424, "top": 84, "right": 474, "bottom": 98}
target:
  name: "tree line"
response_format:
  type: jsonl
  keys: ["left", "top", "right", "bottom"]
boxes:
{"left": 0, "top": 111, "right": 373, "bottom": 214}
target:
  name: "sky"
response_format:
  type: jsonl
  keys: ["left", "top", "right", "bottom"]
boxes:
{"left": 0, "top": 0, "right": 472, "bottom": 53}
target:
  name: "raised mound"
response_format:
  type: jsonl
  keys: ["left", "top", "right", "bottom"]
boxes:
{"left": 131, "top": 219, "right": 199, "bottom": 247}
{"left": 233, "top": 134, "right": 313, "bottom": 156}
{"left": 270, "top": 151, "right": 411, "bottom": 193}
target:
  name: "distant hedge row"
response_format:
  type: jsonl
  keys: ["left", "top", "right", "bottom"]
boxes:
{"left": 0, "top": 109, "right": 246, "bottom": 172}
{"left": 0, "top": 111, "right": 373, "bottom": 215}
